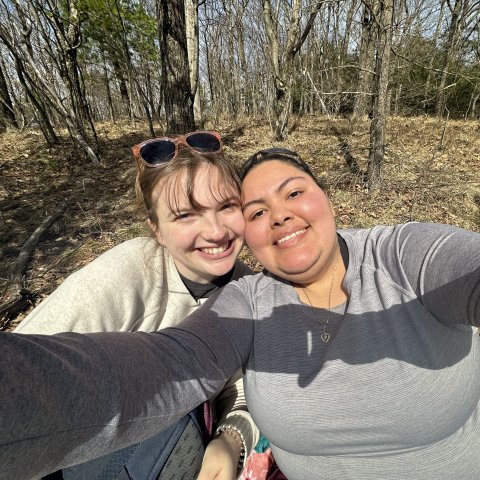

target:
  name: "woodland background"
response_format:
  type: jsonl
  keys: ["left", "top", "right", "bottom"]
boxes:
{"left": 0, "top": 0, "right": 479, "bottom": 330}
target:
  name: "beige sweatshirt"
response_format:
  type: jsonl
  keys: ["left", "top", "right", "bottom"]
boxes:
{"left": 15, "top": 236, "right": 258, "bottom": 455}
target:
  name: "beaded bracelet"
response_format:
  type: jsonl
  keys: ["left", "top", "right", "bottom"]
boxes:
{"left": 215, "top": 425, "right": 246, "bottom": 473}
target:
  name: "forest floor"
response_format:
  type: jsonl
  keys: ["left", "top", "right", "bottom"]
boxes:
{"left": 1, "top": 115, "right": 479, "bottom": 331}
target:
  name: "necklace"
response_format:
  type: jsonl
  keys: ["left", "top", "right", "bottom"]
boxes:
{"left": 302, "top": 253, "right": 339, "bottom": 344}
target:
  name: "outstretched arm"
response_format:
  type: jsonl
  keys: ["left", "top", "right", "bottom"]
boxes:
{"left": 381, "top": 223, "right": 480, "bottom": 327}
{"left": 0, "top": 296, "right": 253, "bottom": 480}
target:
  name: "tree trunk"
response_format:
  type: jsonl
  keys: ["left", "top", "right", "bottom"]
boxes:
{"left": 466, "top": 90, "right": 479, "bottom": 119}
{"left": 157, "top": 0, "right": 195, "bottom": 134}
{"left": 102, "top": 55, "right": 115, "bottom": 122}
{"left": 423, "top": 0, "right": 446, "bottom": 112}
{"left": 15, "top": 59, "right": 58, "bottom": 145}
{"left": 112, "top": 59, "right": 131, "bottom": 116}
{"left": 436, "top": 0, "right": 463, "bottom": 117}
{"left": 0, "top": 59, "right": 18, "bottom": 131}
{"left": 64, "top": 4, "right": 87, "bottom": 131}
{"left": 185, "top": 0, "right": 202, "bottom": 127}
{"left": 352, "top": 3, "right": 376, "bottom": 119}
{"left": 335, "top": 0, "right": 357, "bottom": 114}
{"left": 135, "top": 79, "right": 156, "bottom": 137}
{"left": 236, "top": 8, "right": 249, "bottom": 115}
{"left": 145, "top": 69, "right": 157, "bottom": 122}
{"left": 203, "top": 26, "right": 215, "bottom": 113}
{"left": 262, "top": 0, "right": 323, "bottom": 140}
{"left": 367, "top": 0, "right": 394, "bottom": 191}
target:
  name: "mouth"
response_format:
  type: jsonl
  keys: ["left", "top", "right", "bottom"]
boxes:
{"left": 275, "top": 228, "right": 307, "bottom": 246}
{"left": 198, "top": 239, "right": 234, "bottom": 255}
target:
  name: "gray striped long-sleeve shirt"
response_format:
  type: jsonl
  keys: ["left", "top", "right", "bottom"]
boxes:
{"left": 1, "top": 223, "right": 479, "bottom": 479}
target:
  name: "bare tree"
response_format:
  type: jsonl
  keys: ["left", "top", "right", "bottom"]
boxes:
{"left": 262, "top": 0, "right": 324, "bottom": 140}
{"left": 0, "top": 57, "right": 18, "bottom": 131}
{"left": 353, "top": 2, "right": 376, "bottom": 119}
{"left": 436, "top": 0, "right": 465, "bottom": 116}
{"left": 15, "top": 57, "right": 58, "bottom": 143}
{"left": 0, "top": 0, "right": 101, "bottom": 161}
{"left": 423, "top": 0, "right": 447, "bottom": 112}
{"left": 367, "top": 0, "right": 395, "bottom": 190}
{"left": 1, "top": 0, "right": 479, "bottom": 146}
{"left": 157, "top": 0, "right": 195, "bottom": 134}
{"left": 200, "top": 0, "right": 257, "bottom": 120}
{"left": 185, "top": 0, "right": 202, "bottom": 127}
{"left": 32, "top": 0, "right": 99, "bottom": 147}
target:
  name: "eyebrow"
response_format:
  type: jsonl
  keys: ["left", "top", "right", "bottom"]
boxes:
{"left": 242, "top": 176, "right": 306, "bottom": 211}
{"left": 168, "top": 195, "right": 240, "bottom": 218}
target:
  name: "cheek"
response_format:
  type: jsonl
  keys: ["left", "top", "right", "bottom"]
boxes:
{"left": 245, "top": 221, "right": 268, "bottom": 250}
{"left": 228, "top": 210, "right": 247, "bottom": 235}
{"left": 158, "top": 224, "right": 192, "bottom": 250}
{"left": 300, "top": 193, "right": 333, "bottom": 222}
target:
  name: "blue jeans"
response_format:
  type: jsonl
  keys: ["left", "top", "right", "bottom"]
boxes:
{"left": 44, "top": 407, "right": 205, "bottom": 480}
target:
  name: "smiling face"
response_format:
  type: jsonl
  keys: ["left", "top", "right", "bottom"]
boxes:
{"left": 152, "top": 163, "right": 245, "bottom": 283}
{"left": 242, "top": 160, "right": 338, "bottom": 285}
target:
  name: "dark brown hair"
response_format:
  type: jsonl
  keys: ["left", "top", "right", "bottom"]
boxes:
{"left": 241, "top": 148, "right": 327, "bottom": 190}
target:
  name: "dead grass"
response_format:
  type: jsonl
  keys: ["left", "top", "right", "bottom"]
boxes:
{"left": 1, "top": 116, "right": 479, "bottom": 329}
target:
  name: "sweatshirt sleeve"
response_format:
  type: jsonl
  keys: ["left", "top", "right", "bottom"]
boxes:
{"left": 382, "top": 223, "right": 480, "bottom": 327}
{"left": 14, "top": 238, "right": 165, "bottom": 334}
{"left": 0, "top": 282, "right": 255, "bottom": 480}
{"left": 214, "top": 370, "right": 260, "bottom": 459}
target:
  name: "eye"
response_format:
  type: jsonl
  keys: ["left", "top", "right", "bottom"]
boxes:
{"left": 288, "top": 190, "right": 302, "bottom": 199}
{"left": 221, "top": 201, "right": 239, "bottom": 211}
{"left": 174, "top": 212, "right": 194, "bottom": 221}
{"left": 248, "top": 209, "right": 266, "bottom": 221}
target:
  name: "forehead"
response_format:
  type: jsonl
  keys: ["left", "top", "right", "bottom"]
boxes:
{"left": 156, "top": 163, "right": 238, "bottom": 208}
{"left": 242, "top": 160, "right": 310, "bottom": 194}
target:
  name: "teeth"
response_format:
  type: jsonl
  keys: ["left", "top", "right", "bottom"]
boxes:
{"left": 201, "top": 245, "right": 228, "bottom": 254}
{"left": 276, "top": 229, "right": 306, "bottom": 245}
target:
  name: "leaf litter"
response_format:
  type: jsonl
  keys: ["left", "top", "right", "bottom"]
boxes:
{"left": 1, "top": 116, "right": 479, "bottom": 329}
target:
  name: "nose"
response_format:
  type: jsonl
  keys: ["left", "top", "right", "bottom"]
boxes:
{"left": 201, "top": 213, "right": 228, "bottom": 242}
{"left": 270, "top": 204, "right": 292, "bottom": 228}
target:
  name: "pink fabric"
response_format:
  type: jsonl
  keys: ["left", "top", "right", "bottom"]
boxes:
{"left": 202, "top": 401, "right": 214, "bottom": 439}
{"left": 240, "top": 449, "right": 287, "bottom": 480}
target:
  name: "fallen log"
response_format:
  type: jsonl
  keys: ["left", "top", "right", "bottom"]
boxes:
{"left": 12, "top": 202, "right": 67, "bottom": 286}
{"left": 0, "top": 202, "right": 67, "bottom": 330}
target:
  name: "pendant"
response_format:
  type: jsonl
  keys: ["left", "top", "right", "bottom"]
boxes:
{"left": 321, "top": 332, "right": 331, "bottom": 343}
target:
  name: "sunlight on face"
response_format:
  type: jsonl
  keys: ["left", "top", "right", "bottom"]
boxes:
{"left": 151, "top": 164, "right": 246, "bottom": 283}
{"left": 242, "top": 160, "right": 337, "bottom": 284}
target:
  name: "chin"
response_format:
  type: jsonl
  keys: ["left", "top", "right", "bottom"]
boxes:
{"left": 274, "top": 264, "right": 319, "bottom": 283}
{"left": 209, "top": 259, "right": 237, "bottom": 276}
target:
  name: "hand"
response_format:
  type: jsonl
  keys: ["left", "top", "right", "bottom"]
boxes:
{"left": 197, "top": 433, "right": 242, "bottom": 480}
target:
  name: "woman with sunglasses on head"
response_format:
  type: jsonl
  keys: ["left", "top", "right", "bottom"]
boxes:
{"left": 13, "top": 132, "right": 259, "bottom": 480}
{"left": 3, "top": 148, "right": 480, "bottom": 479}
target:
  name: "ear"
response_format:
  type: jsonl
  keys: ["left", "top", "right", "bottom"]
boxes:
{"left": 148, "top": 218, "right": 165, "bottom": 245}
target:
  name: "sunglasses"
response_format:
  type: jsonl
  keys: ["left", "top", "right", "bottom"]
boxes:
{"left": 132, "top": 131, "right": 222, "bottom": 167}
